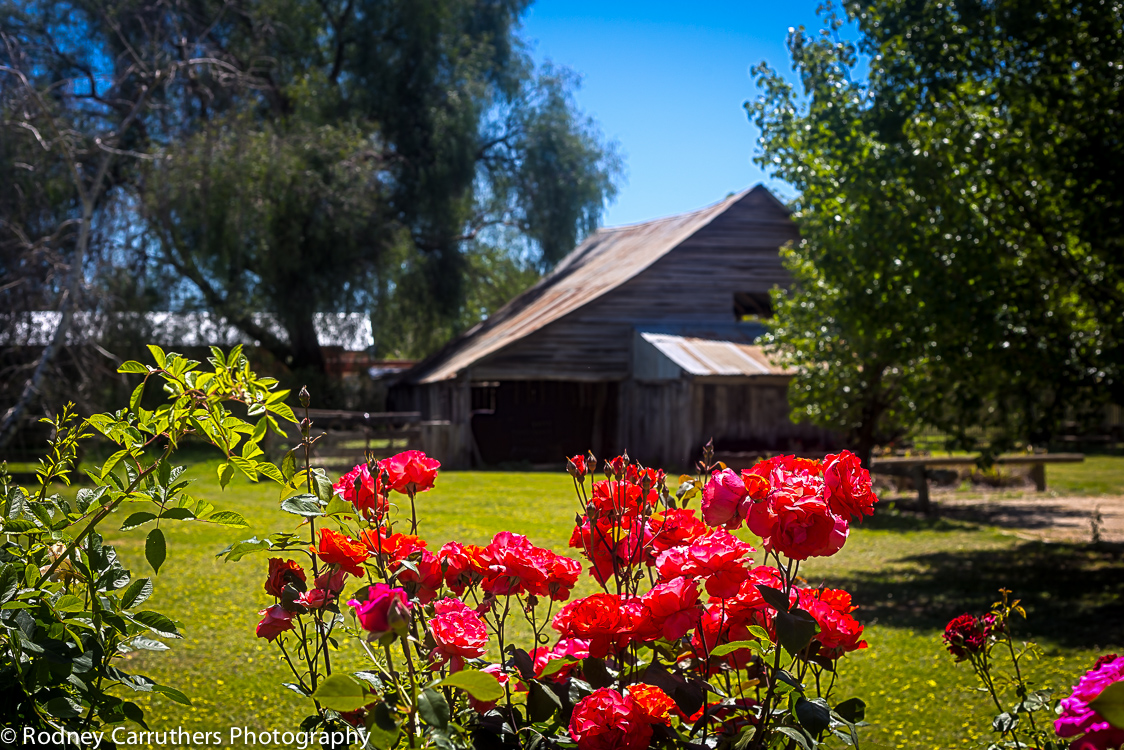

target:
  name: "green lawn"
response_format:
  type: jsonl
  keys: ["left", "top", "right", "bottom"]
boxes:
{"left": 82, "top": 461, "right": 1123, "bottom": 749}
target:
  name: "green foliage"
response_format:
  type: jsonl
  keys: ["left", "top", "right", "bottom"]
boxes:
{"left": 0, "top": 347, "right": 290, "bottom": 735}
{"left": 749, "top": 1, "right": 1124, "bottom": 460}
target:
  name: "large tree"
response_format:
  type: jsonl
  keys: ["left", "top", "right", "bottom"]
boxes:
{"left": 750, "top": 1, "right": 1123, "bottom": 462}
{"left": 2, "top": 0, "right": 620, "bottom": 385}
{"left": 140, "top": 0, "right": 621, "bottom": 368}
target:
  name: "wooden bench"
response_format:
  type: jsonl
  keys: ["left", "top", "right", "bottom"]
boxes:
{"left": 870, "top": 453, "right": 1085, "bottom": 512}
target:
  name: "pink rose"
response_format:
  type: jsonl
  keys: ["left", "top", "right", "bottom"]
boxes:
{"left": 348, "top": 584, "right": 412, "bottom": 639}
{"left": 701, "top": 469, "right": 748, "bottom": 529}
{"left": 298, "top": 589, "right": 330, "bottom": 609}
{"left": 1056, "top": 655, "right": 1124, "bottom": 742}
{"left": 315, "top": 568, "right": 348, "bottom": 593}
{"left": 255, "top": 604, "right": 294, "bottom": 642}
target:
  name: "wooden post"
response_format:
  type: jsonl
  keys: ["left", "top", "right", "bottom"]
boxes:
{"left": 1029, "top": 462, "right": 1047, "bottom": 492}
{"left": 911, "top": 465, "right": 931, "bottom": 514}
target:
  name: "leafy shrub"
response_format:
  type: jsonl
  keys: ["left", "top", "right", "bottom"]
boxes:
{"left": 0, "top": 346, "right": 293, "bottom": 735}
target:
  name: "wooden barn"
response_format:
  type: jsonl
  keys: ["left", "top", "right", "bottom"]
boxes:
{"left": 390, "top": 185, "right": 836, "bottom": 469}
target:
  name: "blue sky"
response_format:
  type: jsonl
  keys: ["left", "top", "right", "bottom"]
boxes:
{"left": 521, "top": 1, "right": 834, "bottom": 226}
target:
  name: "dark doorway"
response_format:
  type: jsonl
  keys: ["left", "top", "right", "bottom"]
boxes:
{"left": 471, "top": 381, "right": 617, "bottom": 465}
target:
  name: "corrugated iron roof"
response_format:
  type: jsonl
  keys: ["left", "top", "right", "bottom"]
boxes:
{"left": 639, "top": 332, "right": 791, "bottom": 377}
{"left": 410, "top": 186, "right": 774, "bottom": 384}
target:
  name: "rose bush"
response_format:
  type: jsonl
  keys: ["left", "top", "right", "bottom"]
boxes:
{"left": 941, "top": 590, "right": 1124, "bottom": 749}
{"left": 231, "top": 434, "right": 879, "bottom": 749}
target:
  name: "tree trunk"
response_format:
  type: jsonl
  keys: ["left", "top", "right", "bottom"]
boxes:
{"left": 287, "top": 313, "right": 325, "bottom": 372}
{"left": 0, "top": 198, "right": 91, "bottom": 450}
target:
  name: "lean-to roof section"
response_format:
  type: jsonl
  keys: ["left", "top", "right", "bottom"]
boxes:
{"left": 409, "top": 187, "right": 764, "bottom": 384}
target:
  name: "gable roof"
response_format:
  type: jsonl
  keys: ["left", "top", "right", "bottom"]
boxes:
{"left": 407, "top": 184, "right": 787, "bottom": 384}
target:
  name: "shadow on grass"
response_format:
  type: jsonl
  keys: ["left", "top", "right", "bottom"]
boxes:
{"left": 832, "top": 539, "right": 1124, "bottom": 649}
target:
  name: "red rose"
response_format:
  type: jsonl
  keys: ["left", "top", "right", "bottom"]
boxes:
{"left": 799, "top": 588, "right": 867, "bottom": 659}
{"left": 314, "top": 568, "right": 348, "bottom": 593}
{"left": 311, "top": 528, "right": 370, "bottom": 576}
{"left": 532, "top": 637, "right": 591, "bottom": 682}
{"left": 570, "top": 515, "right": 653, "bottom": 584}
{"left": 430, "top": 597, "right": 488, "bottom": 671}
{"left": 627, "top": 683, "right": 675, "bottom": 725}
{"left": 567, "top": 455, "right": 589, "bottom": 480}
{"left": 393, "top": 549, "right": 443, "bottom": 604}
{"left": 625, "top": 465, "right": 665, "bottom": 488}
{"left": 437, "top": 541, "right": 477, "bottom": 594}
{"left": 546, "top": 553, "right": 582, "bottom": 601}
{"left": 590, "top": 480, "right": 656, "bottom": 516}
{"left": 649, "top": 508, "right": 707, "bottom": 553}
{"left": 692, "top": 605, "right": 758, "bottom": 670}
{"left": 333, "top": 463, "right": 387, "bottom": 519}
{"left": 298, "top": 588, "right": 330, "bottom": 609}
{"left": 264, "top": 558, "right": 306, "bottom": 598}
{"left": 381, "top": 450, "right": 440, "bottom": 494}
{"left": 569, "top": 688, "right": 652, "bottom": 750}
{"left": 701, "top": 468, "right": 748, "bottom": 529}
{"left": 255, "top": 604, "right": 294, "bottom": 642}
{"left": 552, "top": 593, "right": 632, "bottom": 658}
{"left": 942, "top": 614, "right": 991, "bottom": 662}
{"left": 641, "top": 577, "right": 701, "bottom": 641}
{"left": 655, "top": 529, "right": 754, "bottom": 598}
{"left": 823, "top": 450, "right": 878, "bottom": 521}
{"left": 747, "top": 470, "right": 848, "bottom": 561}
{"left": 361, "top": 528, "right": 428, "bottom": 561}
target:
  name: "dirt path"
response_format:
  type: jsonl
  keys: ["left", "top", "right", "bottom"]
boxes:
{"left": 933, "top": 493, "right": 1124, "bottom": 543}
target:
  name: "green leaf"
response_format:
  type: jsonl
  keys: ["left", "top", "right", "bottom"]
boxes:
{"left": 538, "top": 655, "right": 577, "bottom": 679}
{"left": 1090, "top": 681, "right": 1124, "bottom": 730}
{"left": 834, "top": 697, "right": 866, "bottom": 724}
{"left": 206, "top": 510, "right": 248, "bottom": 527}
{"left": 147, "top": 344, "right": 167, "bottom": 369}
{"left": 217, "top": 462, "right": 234, "bottom": 490}
{"left": 796, "top": 697, "right": 832, "bottom": 735}
{"left": 131, "top": 610, "right": 181, "bottom": 637}
{"left": 325, "top": 496, "right": 353, "bottom": 516}
{"left": 128, "top": 636, "right": 169, "bottom": 651}
{"left": 258, "top": 462, "right": 285, "bottom": 484}
{"left": 364, "top": 703, "right": 400, "bottom": 750}
{"left": 709, "top": 640, "right": 764, "bottom": 658}
{"left": 775, "top": 607, "right": 819, "bottom": 655}
{"left": 311, "top": 673, "right": 370, "bottom": 712}
{"left": 159, "top": 508, "right": 194, "bottom": 521}
{"left": 54, "top": 594, "right": 85, "bottom": 612}
{"left": 312, "top": 471, "right": 333, "bottom": 504}
{"left": 229, "top": 456, "right": 259, "bottom": 482}
{"left": 218, "top": 537, "right": 272, "bottom": 562}
{"left": 102, "top": 449, "right": 130, "bottom": 480}
{"left": 117, "top": 360, "right": 150, "bottom": 374}
{"left": 129, "top": 382, "right": 146, "bottom": 411}
{"left": 281, "top": 451, "right": 297, "bottom": 482}
{"left": 145, "top": 528, "right": 167, "bottom": 574}
{"left": 153, "top": 684, "right": 192, "bottom": 706}
{"left": 280, "top": 494, "right": 324, "bottom": 517}
{"left": 439, "top": 669, "right": 504, "bottom": 702}
{"left": 417, "top": 688, "right": 450, "bottom": 730}
{"left": 4, "top": 518, "right": 40, "bottom": 533}
{"left": 776, "top": 726, "right": 813, "bottom": 750}
{"left": 121, "top": 577, "right": 154, "bottom": 609}
{"left": 527, "top": 680, "right": 563, "bottom": 722}
{"left": 121, "top": 512, "right": 158, "bottom": 531}
{"left": 44, "top": 696, "right": 84, "bottom": 719}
